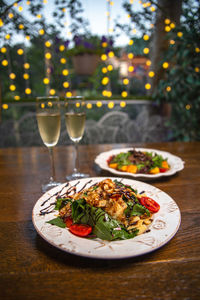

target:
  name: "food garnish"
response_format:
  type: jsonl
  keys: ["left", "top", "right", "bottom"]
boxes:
{"left": 46, "top": 179, "right": 160, "bottom": 240}
{"left": 107, "top": 149, "right": 170, "bottom": 174}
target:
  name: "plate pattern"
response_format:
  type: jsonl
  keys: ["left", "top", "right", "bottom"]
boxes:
{"left": 32, "top": 177, "right": 181, "bottom": 259}
{"left": 95, "top": 148, "right": 184, "bottom": 179}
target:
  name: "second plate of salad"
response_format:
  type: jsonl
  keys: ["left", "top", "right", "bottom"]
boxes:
{"left": 95, "top": 148, "right": 184, "bottom": 179}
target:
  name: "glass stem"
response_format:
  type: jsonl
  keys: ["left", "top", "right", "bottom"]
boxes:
{"left": 48, "top": 146, "right": 55, "bottom": 182}
{"left": 73, "top": 142, "right": 79, "bottom": 174}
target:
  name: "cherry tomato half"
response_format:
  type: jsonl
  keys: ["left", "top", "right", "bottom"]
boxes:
{"left": 159, "top": 168, "right": 167, "bottom": 173}
{"left": 69, "top": 224, "right": 92, "bottom": 237}
{"left": 65, "top": 217, "right": 73, "bottom": 228}
{"left": 140, "top": 196, "right": 160, "bottom": 213}
{"left": 107, "top": 155, "right": 114, "bottom": 164}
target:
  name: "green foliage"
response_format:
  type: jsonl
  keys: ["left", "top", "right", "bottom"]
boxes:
{"left": 153, "top": 2, "right": 200, "bottom": 141}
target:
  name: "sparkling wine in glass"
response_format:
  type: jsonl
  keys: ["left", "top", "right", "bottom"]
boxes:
{"left": 65, "top": 96, "right": 89, "bottom": 180}
{"left": 36, "top": 96, "right": 61, "bottom": 192}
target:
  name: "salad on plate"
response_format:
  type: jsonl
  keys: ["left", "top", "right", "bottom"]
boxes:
{"left": 46, "top": 178, "right": 160, "bottom": 241}
{"left": 107, "top": 149, "right": 170, "bottom": 175}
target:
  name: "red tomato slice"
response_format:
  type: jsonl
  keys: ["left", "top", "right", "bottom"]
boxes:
{"left": 140, "top": 197, "right": 160, "bottom": 213}
{"left": 107, "top": 155, "right": 114, "bottom": 164}
{"left": 159, "top": 168, "right": 167, "bottom": 173}
{"left": 65, "top": 217, "right": 73, "bottom": 228}
{"left": 69, "top": 224, "right": 92, "bottom": 237}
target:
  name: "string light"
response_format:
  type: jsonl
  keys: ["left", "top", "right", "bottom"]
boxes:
{"left": 45, "top": 52, "right": 52, "bottom": 59}
{"left": 62, "top": 69, "right": 69, "bottom": 76}
{"left": 162, "top": 62, "right": 169, "bottom": 69}
{"left": 101, "top": 54, "right": 107, "bottom": 61}
{"left": 170, "top": 23, "right": 175, "bottom": 29}
{"left": 60, "top": 58, "right": 66, "bottom": 64}
{"left": 2, "top": 104, "right": 8, "bottom": 110}
{"left": 25, "top": 88, "right": 31, "bottom": 94}
{"left": 63, "top": 81, "right": 69, "bottom": 88}
{"left": 8, "top": 13, "right": 14, "bottom": 19}
{"left": 9, "top": 84, "right": 16, "bottom": 91}
{"left": 170, "top": 40, "right": 175, "bottom": 45}
{"left": 86, "top": 103, "right": 92, "bottom": 109}
{"left": 195, "top": 48, "right": 200, "bottom": 53}
{"left": 166, "top": 86, "right": 171, "bottom": 92}
{"left": 128, "top": 66, "right": 134, "bottom": 72}
{"left": 102, "top": 67, "right": 107, "bottom": 73}
{"left": 2, "top": 60, "right": 8, "bottom": 66}
{"left": 108, "top": 51, "right": 114, "bottom": 58}
{"left": 143, "top": 34, "right": 149, "bottom": 41}
{"left": 23, "top": 73, "right": 29, "bottom": 80}
{"left": 18, "top": 24, "right": 24, "bottom": 30}
{"left": 45, "top": 41, "right": 51, "bottom": 47}
{"left": 66, "top": 91, "right": 72, "bottom": 97}
{"left": 43, "top": 78, "right": 49, "bottom": 84}
{"left": 146, "top": 60, "right": 151, "bottom": 66}
{"left": 148, "top": 71, "right": 155, "bottom": 77}
{"left": 195, "top": 67, "right": 199, "bottom": 72}
{"left": 143, "top": 47, "right": 149, "bottom": 54}
{"left": 128, "top": 39, "right": 134, "bottom": 46}
{"left": 185, "top": 104, "right": 191, "bottom": 110}
{"left": 17, "top": 49, "right": 24, "bottom": 55}
{"left": 102, "top": 77, "right": 109, "bottom": 85}
{"left": 49, "top": 89, "right": 56, "bottom": 95}
{"left": 177, "top": 32, "right": 183, "bottom": 37}
{"left": 165, "top": 19, "right": 170, "bottom": 24}
{"left": 5, "top": 34, "right": 11, "bottom": 40}
{"left": 128, "top": 53, "right": 134, "bottom": 59}
{"left": 59, "top": 45, "right": 65, "bottom": 51}
{"left": 1, "top": 47, "right": 7, "bottom": 53}
{"left": 107, "top": 65, "right": 113, "bottom": 71}
{"left": 24, "top": 63, "right": 30, "bottom": 69}
{"left": 108, "top": 101, "right": 114, "bottom": 109}
{"left": 0, "top": 18, "right": 3, "bottom": 27}
{"left": 123, "top": 78, "right": 129, "bottom": 85}
{"left": 121, "top": 91, "right": 128, "bottom": 98}
{"left": 39, "top": 29, "right": 45, "bottom": 35}
{"left": 96, "top": 101, "right": 102, "bottom": 108}
{"left": 9, "top": 73, "right": 16, "bottom": 79}
{"left": 145, "top": 83, "right": 151, "bottom": 90}
{"left": 120, "top": 101, "right": 126, "bottom": 108}
{"left": 165, "top": 26, "right": 171, "bottom": 32}
{"left": 14, "top": 95, "right": 20, "bottom": 100}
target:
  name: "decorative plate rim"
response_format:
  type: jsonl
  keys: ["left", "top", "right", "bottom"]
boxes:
{"left": 32, "top": 177, "right": 181, "bottom": 259}
{"left": 94, "top": 148, "right": 185, "bottom": 179}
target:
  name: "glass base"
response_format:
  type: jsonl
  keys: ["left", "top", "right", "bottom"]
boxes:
{"left": 66, "top": 172, "right": 89, "bottom": 181}
{"left": 42, "top": 181, "right": 62, "bottom": 193}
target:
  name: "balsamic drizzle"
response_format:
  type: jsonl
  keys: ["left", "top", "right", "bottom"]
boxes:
{"left": 39, "top": 180, "right": 93, "bottom": 216}
{"left": 41, "top": 182, "right": 70, "bottom": 207}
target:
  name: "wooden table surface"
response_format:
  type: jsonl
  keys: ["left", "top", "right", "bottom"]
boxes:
{"left": 0, "top": 142, "right": 200, "bottom": 300}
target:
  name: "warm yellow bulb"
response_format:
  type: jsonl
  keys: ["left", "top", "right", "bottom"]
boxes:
{"left": 63, "top": 81, "right": 69, "bottom": 88}
{"left": 18, "top": 6, "right": 23, "bottom": 12}
{"left": 23, "top": 73, "right": 29, "bottom": 80}
{"left": 143, "top": 48, "right": 149, "bottom": 54}
{"left": 96, "top": 101, "right": 102, "bottom": 108}
{"left": 177, "top": 32, "right": 183, "bottom": 37}
{"left": 108, "top": 51, "right": 114, "bottom": 58}
{"left": 102, "top": 67, "right": 107, "bottom": 73}
{"left": 60, "top": 58, "right": 66, "bottom": 64}
{"left": 108, "top": 101, "right": 114, "bottom": 109}
{"left": 146, "top": 60, "right": 151, "bottom": 66}
{"left": 2, "top": 59, "right": 8, "bottom": 66}
{"left": 195, "top": 47, "right": 200, "bottom": 53}
{"left": 143, "top": 34, "right": 149, "bottom": 41}
{"left": 165, "top": 26, "right": 171, "bottom": 32}
{"left": 101, "top": 77, "right": 109, "bottom": 85}
{"left": 102, "top": 90, "right": 107, "bottom": 97}
{"left": 166, "top": 86, "right": 171, "bottom": 92}
{"left": 66, "top": 91, "right": 72, "bottom": 97}
{"left": 145, "top": 83, "right": 151, "bottom": 90}
{"left": 1, "top": 47, "right": 7, "bottom": 53}
{"left": 62, "top": 69, "right": 69, "bottom": 76}
{"left": 170, "top": 40, "right": 175, "bottom": 45}
{"left": 128, "top": 66, "right": 134, "bottom": 72}
{"left": 18, "top": 24, "right": 24, "bottom": 29}
{"left": 107, "top": 65, "right": 113, "bottom": 71}
{"left": 86, "top": 103, "right": 92, "bottom": 109}
{"left": 49, "top": 89, "right": 56, "bottom": 95}
{"left": 165, "top": 18, "right": 170, "bottom": 24}
{"left": 9, "top": 73, "right": 16, "bottom": 79}
{"left": 101, "top": 54, "right": 107, "bottom": 61}
{"left": 14, "top": 95, "right": 20, "bottom": 101}
{"left": 59, "top": 45, "right": 65, "bottom": 51}
{"left": 185, "top": 104, "right": 191, "bottom": 110}
{"left": 26, "top": 1, "right": 31, "bottom": 4}
{"left": 121, "top": 91, "right": 128, "bottom": 98}
{"left": 45, "top": 41, "right": 51, "bottom": 47}
{"left": 162, "top": 62, "right": 169, "bottom": 69}
{"left": 26, "top": 35, "right": 30, "bottom": 40}
{"left": 45, "top": 52, "right": 51, "bottom": 59}
{"left": 10, "top": 84, "right": 16, "bottom": 91}
{"left": 37, "top": 14, "right": 42, "bottom": 19}
{"left": 129, "top": 39, "right": 134, "bottom": 46}
{"left": 8, "top": 13, "right": 14, "bottom": 19}
{"left": 148, "top": 71, "right": 155, "bottom": 77}
{"left": 150, "top": 6, "right": 155, "bottom": 12}
{"left": 195, "top": 67, "right": 199, "bottom": 72}
{"left": 62, "top": 8, "right": 66, "bottom": 12}
{"left": 24, "top": 63, "right": 30, "bottom": 69}
{"left": 17, "top": 49, "right": 24, "bottom": 55}
{"left": 107, "top": 91, "right": 112, "bottom": 98}
{"left": 5, "top": 34, "right": 10, "bottom": 40}
{"left": 123, "top": 78, "right": 129, "bottom": 85}
{"left": 128, "top": 53, "right": 134, "bottom": 59}
{"left": 170, "top": 23, "right": 175, "bottom": 29}
{"left": 102, "top": 42, "right": 108, "bottom": 48}
{"left": 39, "top": 29, "right": 45, "bottom": 35}
{"left": 2, "top": 104, "right": 8, "bottom": 110}
{"left": 25, "top": 88, "right": 31, "bottom": 94}
{"left": 43, "top": 78, "right": 49, "bottom": 84}
{"left": 120, "top": 101, "right": 126, "bottom": 108}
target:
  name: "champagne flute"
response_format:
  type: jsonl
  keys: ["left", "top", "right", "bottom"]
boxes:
{"left": 65, "top": 96, "right": 89, "bottom": 180}
{"left": 36, "top": 96, "right": 61, "bottom": 192}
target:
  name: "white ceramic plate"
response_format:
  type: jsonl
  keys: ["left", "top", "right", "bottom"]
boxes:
{"left": 95, "top": 148, "right": 184, "bottom": 179}
{"left": 32, "top": 177, "right": 181, "bottom": 259}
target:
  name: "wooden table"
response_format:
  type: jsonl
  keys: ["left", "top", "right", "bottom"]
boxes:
{"left": 0, "top": 142, "right": 200, "bottom": 299}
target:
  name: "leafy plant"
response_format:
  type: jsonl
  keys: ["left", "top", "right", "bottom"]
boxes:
{"left": 153, "top": 2, "right": 200, "bottom": 141}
